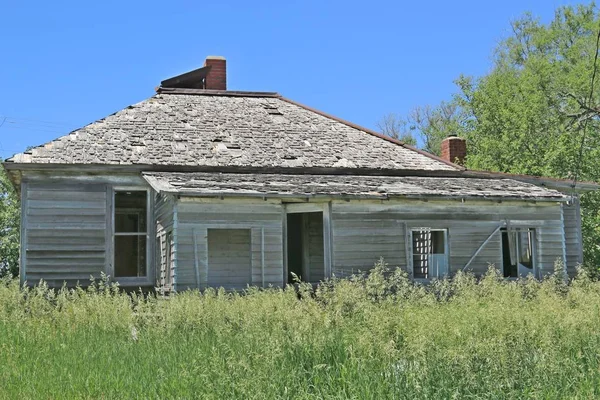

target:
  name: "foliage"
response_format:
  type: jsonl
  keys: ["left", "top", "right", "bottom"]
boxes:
{"left": 0, "top": 164, "right": 19, "bottom": 277}
{"left": 1, "top": 259, "right": 600, "bottom": 398}
{"left": 380, "top": 3, "right": 600, "bottom": 272}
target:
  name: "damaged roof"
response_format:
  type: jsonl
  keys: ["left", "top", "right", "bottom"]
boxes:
{"left": 5, "top": 90, "right": 458, "bottom": 172}
{"left": 143, "top": 172, "right": 567, "bottom": 201}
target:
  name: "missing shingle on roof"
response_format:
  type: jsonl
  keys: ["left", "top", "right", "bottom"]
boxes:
{"left": 264, "top": 104, "right": 283, "bottom": 116}
{"left": 212, "top": 142, "right": 241, "bottom": 152}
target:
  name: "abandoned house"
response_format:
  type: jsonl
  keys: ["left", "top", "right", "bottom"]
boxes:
{"left": 3, "top": 56, "right": 597, "bottom": 291}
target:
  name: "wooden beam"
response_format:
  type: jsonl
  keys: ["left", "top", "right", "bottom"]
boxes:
{"left": 19, "top": 181, "right": 28, "bottom": 285}
{"left": 323, "top": 202, "right": 333, "bottom": 279}
{"left": 193, "top": 228, "right": 200, "bottom": 289}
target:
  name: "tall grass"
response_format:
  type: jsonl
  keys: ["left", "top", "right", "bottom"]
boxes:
{"left": 1, "top": 260, "right": 600, "bottom": 399}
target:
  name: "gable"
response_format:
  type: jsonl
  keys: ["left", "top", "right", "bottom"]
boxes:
{"left": 6, "top": 91, "right": 458, "bottom": 172}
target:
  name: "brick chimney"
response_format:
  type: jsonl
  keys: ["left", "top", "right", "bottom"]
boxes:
{"left": 204, "top": 56, "right": 226, "bottom": 90}
{"left": 441, "top": 134, "right": 467, "bottom": 165}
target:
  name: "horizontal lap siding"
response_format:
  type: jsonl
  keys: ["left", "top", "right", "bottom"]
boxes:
{"left": 332, "top": 201, "right": 565, "bottom": 277}
{"left": 208, "top": 229, "right": 252, "bottom": 290}
{"left": 175, "top": 201, "right": 284, "bottom": 290}
{"left": 307, "top": 213, "right": 325, "bottom": 283}
{"left": 563, "top": 199, "right": 583, "bottom": 277}
{"left": 332, "top": 209, "right": 405, "bottom": 277}
{"left": 24, "top": 183, "right": 107, "bottom": 286}
{"left": 155, "top": 193, "right": 175, "bottom": 290}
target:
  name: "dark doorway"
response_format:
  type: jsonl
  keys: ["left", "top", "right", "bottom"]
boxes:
{"left": 286, "top": 212, "right": 324, "bottom": 284}
{"left": 501, "top": 231, "right": 516, "bottom": 278}
{"left": 287, "top": 214, "right": 304, "bottom": 283}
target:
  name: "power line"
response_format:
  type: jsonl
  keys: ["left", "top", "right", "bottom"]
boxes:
{"left": 572, "top": 18, "right": 600, "bottom": 194}
{"left": 0, "top": 115, "right": 74, "bottom": 127}
{"left": 0, "top": 125, "right": 70, "bottom": 135}
{"left": 4, "top": 120, "right": 74, "bottom": 131}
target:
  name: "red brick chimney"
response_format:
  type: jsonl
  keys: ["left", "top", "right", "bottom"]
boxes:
{"left": 204, "top": 56, "right": 226, "bottom": 90}
{"left": 441, "top": 134, "right": 467, "bottom": 165}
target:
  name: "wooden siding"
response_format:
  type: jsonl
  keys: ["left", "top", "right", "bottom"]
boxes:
{"left": 174, "top": 199, "right": 284, "bottom": 290}
{"left": 23, "top": 183, "right": 108, "bottom": 286}
{"left": 563, "top": 198, "right": 583, "bottom": 277}
{"left": 306, "top": 212, "right": 325, "bottom": 283}
{"left": 331, "top": 200, "right": 566, "bottom": 278}
{"left": 155, "top": 193, "right": 176, "bottom": 290}
{"left": 207, "top": 229, "right": 252, "bottom": 290}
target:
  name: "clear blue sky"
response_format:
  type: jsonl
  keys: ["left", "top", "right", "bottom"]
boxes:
{"left": 0, "top": 0, "right": 588, "bottom": 159}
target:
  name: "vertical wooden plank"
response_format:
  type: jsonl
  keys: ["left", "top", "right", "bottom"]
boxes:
{"left": 147, "top": 189, "right": 155, "bottom": 285}
{"left": 535, "top": 227, "right": 543, "bottom": 277}
{"left": 172, "top": 199, "right": 179, "bottom": 291}
{"left": 201, "top": 228, "right": 208, "bottom": 289}
{"left": 19, "top": 182, "right": 28, "bottom": 285}
{"left": 560, "top": 204, "right": 567, "bottom": 275}
{"left": 282, "top": 208, "right": 288, "bottom": 285}
{"left": 323, "top": 202, "right": 333, "bottom": 279}
{"left": 302, "top": 214, "right": 310, "bottom": 282}
{"left": 159, "top": 231, "right": 166, "bottom": 288}
{"left": 193, "top": 228, "right": 200, "bottom": 288}
{"left": 105, "top": 185, "right": 114, "bottom": 280}
{"left": 574, "top": 197, "right": 584, "bottom": 265}
{"left": 261, "top": 227, "right": 265, "bottom": 288}
{"left": 403, "top": 222, "right": 410, "bottom": 273}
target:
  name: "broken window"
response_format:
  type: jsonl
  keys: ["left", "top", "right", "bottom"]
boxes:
{"left": 412, "top": 229, "right": 448, "bottom": 279}
{"left": 501, "top": 228, "right": 536, "bottom": 278}
{"left": 114, "top": 191, "right": 148, "bottom": 278}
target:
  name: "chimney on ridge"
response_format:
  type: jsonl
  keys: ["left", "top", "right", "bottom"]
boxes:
{"left": 204, "top": 56, "right": 227, "bottom": 90}
{"left": 441, "top": 134, "right": 467, "bottom": 165}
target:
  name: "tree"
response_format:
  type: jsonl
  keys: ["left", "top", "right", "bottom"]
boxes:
{"left": 0, "top": 164, "right": 20, "bottom": 277}
{"left": 380, "top": 3, "right": 600, "bottom": 271}
{"left": 377, "top": 102, "right": 468, "bottom": 155}
{"left": 376, "top": 113, "right": 417, "bottom": 145}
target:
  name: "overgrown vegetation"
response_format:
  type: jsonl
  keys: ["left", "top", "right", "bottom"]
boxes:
{"left": 379, "top": 3, "right": 600, "bottom": 273}
{"left": 0, "top": 164, "right": 19, "bottom": 277}
{"left": 1, "top": 259, "right": 600, "bottom": 398}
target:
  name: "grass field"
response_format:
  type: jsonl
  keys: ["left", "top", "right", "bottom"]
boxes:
{"left": 1, "top": 260, "right": 600, "bottom": 399}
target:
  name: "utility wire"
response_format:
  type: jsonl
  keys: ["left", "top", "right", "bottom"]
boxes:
{"left": 572, "top": 20, "right": 600, "bottom": 194}
{"left": 0, "top": 115, "right": 73, "bottom": 127}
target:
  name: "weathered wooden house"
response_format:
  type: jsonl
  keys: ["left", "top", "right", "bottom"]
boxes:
{"left": 4, "top": 56, "right": 596, "bottom": 291}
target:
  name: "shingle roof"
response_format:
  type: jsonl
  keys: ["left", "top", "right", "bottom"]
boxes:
{"left": 6, "top": 90, "right": 458, "bottom": 172}
{"left": 143, "top": 172, "right": 567, "bottom": 201}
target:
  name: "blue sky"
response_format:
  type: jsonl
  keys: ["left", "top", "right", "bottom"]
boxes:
{"left": 0, "top": 0, "right": 589, "bottom": 159}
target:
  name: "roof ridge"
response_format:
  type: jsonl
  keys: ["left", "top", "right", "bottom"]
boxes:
{"left": 277, "top": 96, "right": 464, "bottom": 171}
{"left": 157, "top": 87, "right": 281, "bottom": 97}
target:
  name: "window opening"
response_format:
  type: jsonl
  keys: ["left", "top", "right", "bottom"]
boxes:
{"left": 114, "top": 191, "right": 148, "bottom": 278}
{"left": 412, "top": 229, "right": 448, "bottom": 279}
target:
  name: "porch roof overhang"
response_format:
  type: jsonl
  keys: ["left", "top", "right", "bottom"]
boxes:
{"left": 142, "top": 172, "right": 569, "bottom": 202}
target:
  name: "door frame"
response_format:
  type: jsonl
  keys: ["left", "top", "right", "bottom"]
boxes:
{"left": 283, "top": 202, "right": 332, "bottom": 284}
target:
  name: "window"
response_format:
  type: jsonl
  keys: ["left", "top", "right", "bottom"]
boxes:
{"left": 501, "top": 228, "right": 536, "bottom": 278}
{"left": 114, "top": 191, "right": 148, "bottom": 278}
{"left": 411, "top": 229, "right": 448, "bottom": 279}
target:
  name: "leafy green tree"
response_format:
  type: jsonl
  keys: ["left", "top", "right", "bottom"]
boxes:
{"left": 0, "top": 164, "right": 20, "bottom": 277}
{"left": 381, "top": 3, "right": 600, "bottom": 271}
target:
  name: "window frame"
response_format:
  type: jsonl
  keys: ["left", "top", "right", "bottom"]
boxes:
{"left": 111, "top": 187, "right": 152, "bottom": 286}
{"left": 500, "top": 227, "right": 538, "bottom": 279}
{"left": 409, "top": 228, "right": 449, "bottom": 281}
